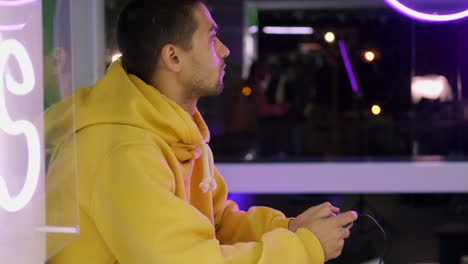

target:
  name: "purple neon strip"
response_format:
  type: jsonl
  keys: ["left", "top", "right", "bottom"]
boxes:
{"left": 338, "top": 40, "right": 359, "bottom": 93}
{"left": 385, "top": 0, "right": 468, "bottom": 22}
{"left": 0, "top": 0, "right": 37, "bottom": 6}
{"left": 0, "top": 23, "right": 26, "bottom": 31}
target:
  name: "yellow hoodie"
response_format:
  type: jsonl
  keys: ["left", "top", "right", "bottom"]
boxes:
{"left": 45, "top": 61, "right": 325, "bottom": 264}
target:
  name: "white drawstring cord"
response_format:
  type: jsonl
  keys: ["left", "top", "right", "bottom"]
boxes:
{"left": 199, "top": 142, "right": 217, "bottom": 193}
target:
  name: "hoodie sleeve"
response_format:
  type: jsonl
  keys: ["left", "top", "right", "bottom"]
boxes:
{"left": 91, "top": 144, "right": 324, "bottom": 264}
{"left": 212, "top": 169, "right": 293, "bottom": 244}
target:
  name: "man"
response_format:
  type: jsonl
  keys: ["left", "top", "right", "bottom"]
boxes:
{"left": 45, "top": 0, "right": 357, "bottom": 263}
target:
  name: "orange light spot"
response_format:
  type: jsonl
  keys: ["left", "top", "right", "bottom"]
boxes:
{"left": 242, "top": 87, "right": 252, "bottom": 96}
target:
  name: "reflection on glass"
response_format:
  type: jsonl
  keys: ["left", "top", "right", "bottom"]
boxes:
{"left": 230, "top": 5, "right": 467, "bottom": 161}
{"left": 43, "top": 0, "right": 80, "bottom": 260}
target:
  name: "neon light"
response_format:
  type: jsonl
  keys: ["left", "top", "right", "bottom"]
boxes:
{"left": 0, "top": 39, "right": 40, "bottom": 212}
{"left": 245, "top": 33, "right": 254, "bottom": 61}
{"left": 411, "top": 75, "right": 453, "bottom": 103}
{"left": 338, "top": 41, "right": 359, "bottom": 93}
{"left": 0, "top": 24, "right": 26, "bottom": 32}
{"left": 385, "top": 0, "right": 468, "bottom": 22}
{"left": 111, "top": 53, "right": 122, "bottom": 62}
{"left": 0, "top": 0, "right": 37, "bottom": 6}
{"left": 263, "top": 26, "right": 314, "bottom": 35}
{"left": 248, "top": 25, "right": 258, "bottom": 34}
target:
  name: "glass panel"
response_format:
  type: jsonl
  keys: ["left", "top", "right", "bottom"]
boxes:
{"left": 42, "top": 0, "right": 79, "bottom": 260}
{"left": 206, "top": 2, "right": 468, "bottom": 162}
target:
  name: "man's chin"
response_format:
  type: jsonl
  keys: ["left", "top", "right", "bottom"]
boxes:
{"left": 205, "top": 82, "right": 223, "bottom": 97}
{"left": 196, "top": 80, "right": 224, "bottom": 97}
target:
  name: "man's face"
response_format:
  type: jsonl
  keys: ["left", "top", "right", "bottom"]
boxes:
{"left": 182, "top": 2, "right": 230, "bottom": 97}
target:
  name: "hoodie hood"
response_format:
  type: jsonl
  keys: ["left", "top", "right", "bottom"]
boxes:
{"left": 45, "top": 60, "right": 210, "bottom": 163}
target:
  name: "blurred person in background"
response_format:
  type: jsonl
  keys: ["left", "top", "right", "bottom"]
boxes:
{"left": 246, "top": 60, "right": 290, "bottom": 157}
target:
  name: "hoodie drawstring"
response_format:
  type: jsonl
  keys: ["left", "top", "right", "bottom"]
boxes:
{"left": 199, "top": 142, "right": 217, "bottom": 193}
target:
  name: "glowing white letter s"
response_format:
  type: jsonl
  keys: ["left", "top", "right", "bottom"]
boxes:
{"left": 0, "top": 39, "right": 40, "bottom": 212}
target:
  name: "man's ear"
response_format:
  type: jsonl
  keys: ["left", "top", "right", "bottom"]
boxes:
{"left": 160, "top": 44, "right": 182, "bottom": 72}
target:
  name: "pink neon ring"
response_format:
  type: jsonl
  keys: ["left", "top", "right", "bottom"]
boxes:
{"left": 385, "top": 0, "right": 468, "bottom": 22}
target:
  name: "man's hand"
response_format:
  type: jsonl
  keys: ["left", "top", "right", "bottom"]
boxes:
{"left": 288, "top": 202, "right": 358, "bottom": 261}
{"left": 288, "top": 202, "right": 340, "bottom": 232}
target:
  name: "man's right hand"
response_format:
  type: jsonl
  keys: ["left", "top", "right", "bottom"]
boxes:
{"left": 289, "top": 203, "right": 358, "bottom": 261}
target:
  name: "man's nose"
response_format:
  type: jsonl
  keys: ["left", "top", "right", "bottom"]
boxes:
{"left": 219, "top": 40, "right": 230, "bottom": 59}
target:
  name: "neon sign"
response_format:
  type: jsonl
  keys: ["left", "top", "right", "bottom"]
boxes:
{"left": 0, "top": 24, "right": 26, "bottom": 31}
{"left": 338, "top": 40, "right": 359, "bottom": 93}
{"left": 385, "top": 0, "right": 468, "bottom": 22}
{"left": 0, "top": 39, "right": 40, "bottom": 212}
{"left": 0, "top": 0, "right": 38, "bottom": 6}
{"left": 263, "top": 26, "right": 314, "bottom": 35}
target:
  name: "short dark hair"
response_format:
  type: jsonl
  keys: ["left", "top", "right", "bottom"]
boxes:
{"left": 117, "top": 0, "right": 201, "bottom": 83}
